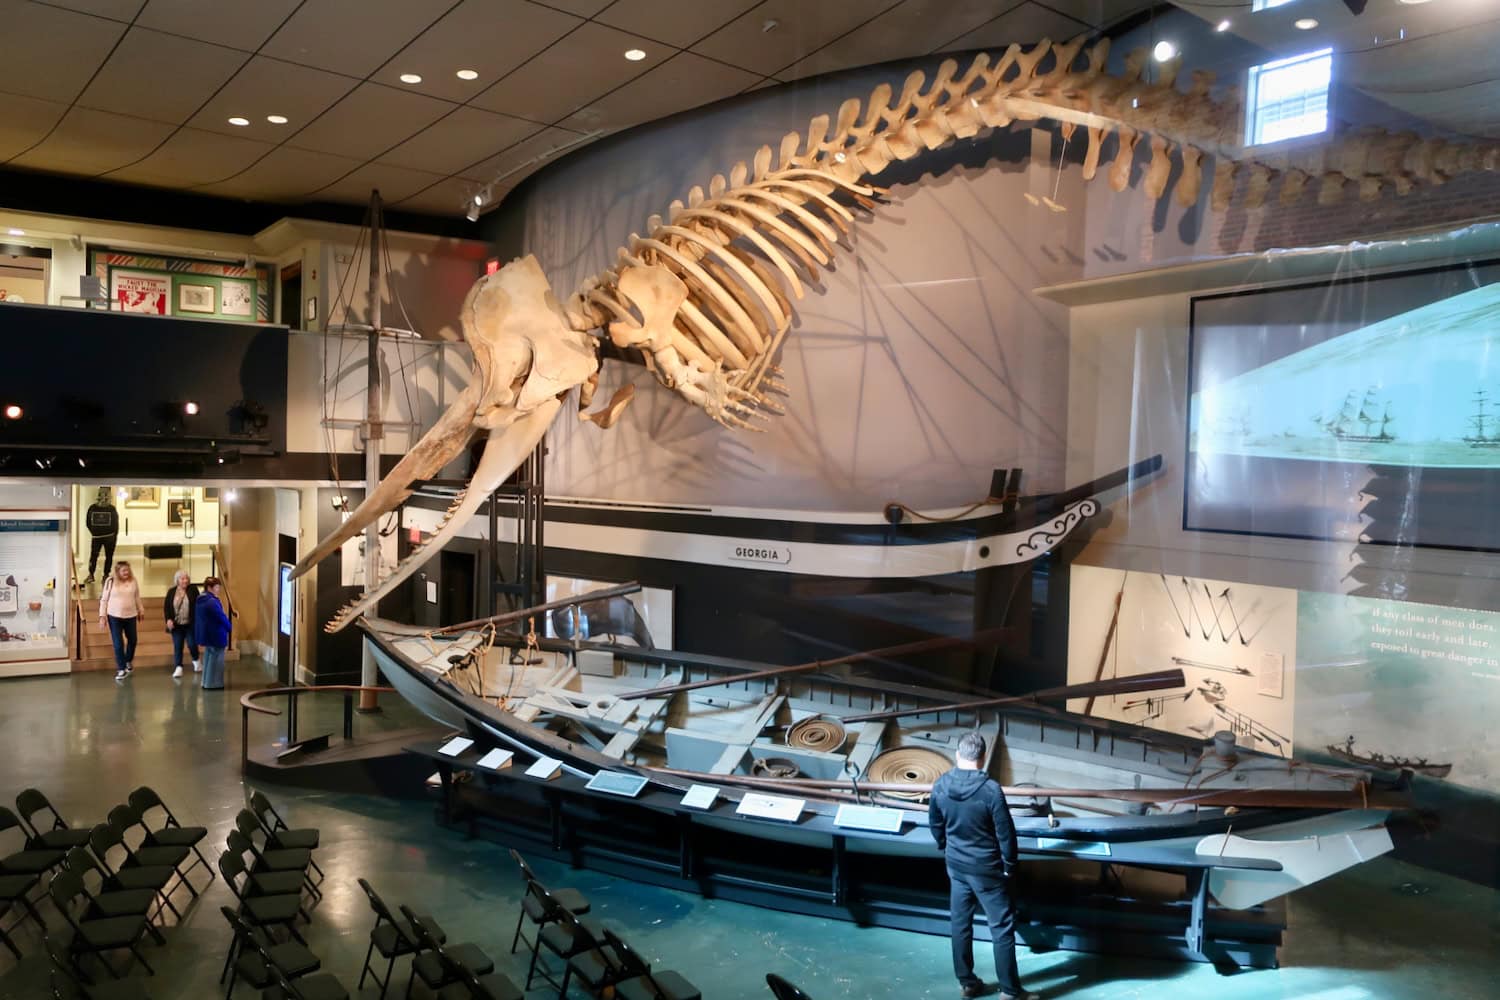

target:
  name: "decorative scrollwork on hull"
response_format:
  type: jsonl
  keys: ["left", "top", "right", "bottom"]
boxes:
{"left": 1014, "top": 499, "right": 1100, "bottom": 559}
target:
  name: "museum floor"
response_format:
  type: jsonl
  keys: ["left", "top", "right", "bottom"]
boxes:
{"left": 0, "top": 662, "right": 1495, "bottom": 1000}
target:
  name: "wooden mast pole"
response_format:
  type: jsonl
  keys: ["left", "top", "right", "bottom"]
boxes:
{"left": 359, "top": 191, "right": 385, "bottom": 712}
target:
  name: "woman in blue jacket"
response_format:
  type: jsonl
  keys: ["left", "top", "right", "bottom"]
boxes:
{"left": 194, "top": 576, "right": 232, "bottom": 690}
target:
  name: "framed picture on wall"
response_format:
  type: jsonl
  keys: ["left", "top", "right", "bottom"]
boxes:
{"left": 167, "top": 498, "right": 195, "bottom": 528}
{"left": 203, "top": 488, "right": 219, "bottom": 502}
{"left": 123, "top": 487, "right": 159, "bottom": 508}
{"left": 178, "top": 283, "right": 215, "bottom": 314}
{"left": 220, "top": 279, "right": 253, "bottom": 318}
{"left": 110, "top": 270, "right": 168, "bottom": 314}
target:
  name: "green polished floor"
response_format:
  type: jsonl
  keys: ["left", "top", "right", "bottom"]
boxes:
{"left": 0, "top": 661, "right": 1496, "bottom": 999}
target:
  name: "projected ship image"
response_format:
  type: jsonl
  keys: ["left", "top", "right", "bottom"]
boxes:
{"left": 1190, "top": 282, "right": 1500, "bottom": 467}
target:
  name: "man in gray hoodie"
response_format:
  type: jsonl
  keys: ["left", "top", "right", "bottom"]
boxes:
{"left": 928, "top": 732, "right": 1032, "bottom": 1000}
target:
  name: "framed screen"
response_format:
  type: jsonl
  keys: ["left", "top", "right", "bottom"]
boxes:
{"left": 1186, "top": 259, "right": 1500, "bottom": 551}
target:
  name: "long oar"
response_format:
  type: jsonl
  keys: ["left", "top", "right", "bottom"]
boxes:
{"left": 838, "top": 668, "right": 1185, "bottom": 723}
{"left": 371, "top": 582, "right": 643, "bottom": 637}
{"left": 617, "top": 628, "right": 1012, "bottom": 701}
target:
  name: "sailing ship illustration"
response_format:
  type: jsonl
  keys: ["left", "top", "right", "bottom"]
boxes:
{"left": 1327, "top": 736, "right": 1452, "bottom": 779}
{"left": 1463, "top": 388, "right": 1500, "bottom": 447}
{"left": 1319, "top": 387, "right": 1395, "bottom": 443}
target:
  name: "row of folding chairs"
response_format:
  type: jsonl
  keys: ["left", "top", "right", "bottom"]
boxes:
{"left": 355, "top": 878, "right": 522, "bottom": 1000}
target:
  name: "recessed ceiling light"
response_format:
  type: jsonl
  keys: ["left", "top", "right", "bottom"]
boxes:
{"left": 1398, "top": 0, "right": 1432, "bottom": 4}
{"left": 399, "top": 73, "right": 422, "bottom": 84}
{"left": 456, "top": 69, "right": 479, "bottom": 81}
{"left": 1295, "top": 17, "right": 1319, "bottom": 29}
{"left": 227, "top": 116, "right": 250, "bottom": 126}
{"left": 1215, "top": 19, "right": 1232, "bottom": 32}
{"left": 1152, "top": 40, "right": 1177, "bottom": 62}
{"left": 3, "top": 405, "right": 21, "bottom": 420}
{"left": 266, "top": 114, "right": 288, "bottom": 125}
{"left": 5, "top": 228, "right": 22, "bottom": 236}
{"left": 624, "top": 48, "right": 646, "bottom": 61}
{"left": 183, "top": 401, "right": 199, "bottom": 416}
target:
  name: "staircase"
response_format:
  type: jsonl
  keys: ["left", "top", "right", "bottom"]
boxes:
{"left": 72, "top": 596, "right": 240, "bottom": 672}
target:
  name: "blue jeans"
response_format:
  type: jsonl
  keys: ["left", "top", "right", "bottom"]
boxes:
{"left": 107, "top": 616, "right": 137, "bottom": 672}
{"left": 169, "top": 625, "right": 199, "bottom": 668}
{"left": 948, "top": 866, "right": 1021, "bottom": 994}
{"left": 201, "top": 646, "right": 226, "bottom": 690}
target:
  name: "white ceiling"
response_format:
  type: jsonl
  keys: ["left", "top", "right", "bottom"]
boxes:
{"left": 0, "top": 0, "right": 1148, "bottom": 218}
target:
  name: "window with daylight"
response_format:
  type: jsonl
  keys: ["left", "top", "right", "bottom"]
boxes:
{"left": 1245, "top": 48, "right": 1332, "bottom": 146}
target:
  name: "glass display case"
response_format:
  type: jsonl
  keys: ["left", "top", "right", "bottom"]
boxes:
{"left": 0, "top": 512, "right": 70, "bottom": 676}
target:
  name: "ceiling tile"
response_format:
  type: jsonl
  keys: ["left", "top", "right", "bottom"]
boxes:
{"left": 595, "top": 0, "right": 761, "bottom": 49}
{"left": 461, "top": 126, "right": 586, "bottom": 184}
{"left": 560, "top": 51, "right": 760, "bottom": 133}
{"left": 544, "top": 0, "right": 612, "bottom": 15}
{"left": 780, "top": 0, "right": 1005, "bottom": 79}
{"left": 188, "top": 56, "right": 355, "bottom": 141}
{"left": 941, "top": 1, "right": 1094, "bottom": 51}
{"left": 471, "top": 21, "right": 670, "bottom": 125}
{"left": 0, "top": 2, "right": 126, "bottom": 103}
{"left": 260, "top": 0, "right": 455, "bottom": 78}
{"left": 691, "top": 0, "right": 896, "bottom": 77}
{"left": 42, "top": 0, "right": 143, "bottom": 19}
{"left": 311, "top": 161, "right": 449, "bottom": 206}
{"left": 136, "top": 0, "right": 303, "bottom": 50}
{"left": 390, "top": 175, "right": 489, "bottom": 216}
{"left": 10, "top": 107, "right": 175, "bottom": 175}
{"left": 77, "top": 27, "right": 246, "bottom": 125}
{"left": 376, "top": 0, "right": 581, "bottom": 104}
{"left": 195, "top": 145, "right": 364, "bottom": 200}
{"left": 379, "top": 106, "right": 542, "bottom": 175}
{"left": 105, "top": 127, "right": 276, "bottom": 186}
{"left": 0, "top": 94, "right": 69, "bottom": 162}
{"left": 286, "top": 82, "right": 456, "bottom": 161}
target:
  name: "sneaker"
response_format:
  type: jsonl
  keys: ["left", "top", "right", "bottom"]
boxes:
{"left": 997, "top": 992, "right": 1037, "bottom": 1000}
{"left": 125, "top": 663, "right": 133, "bottom": 675}
{"left": 172, "top": 666, "right": 183, "bottom": 679}
{"left": 961, "top": 983, "right": 987, "bottom": 999}
{"left": 192, "top": 660, "right": 202, "bottom": 673}
{"left": 84, "top": 575, "right": 95, "bottom": 584}
{"left": 114, "top": 669, "right": 127, "bottom": 681}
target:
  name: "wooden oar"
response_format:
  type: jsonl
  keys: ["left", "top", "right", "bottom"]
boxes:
{"left": 838, "top": 668, "right": 1185, "bottom": 723}
{"left": 617, "top": 628, "right": 1012, "bottom": 701}
{"left": 372, "top": 582, "right": 643, "bottom": 637}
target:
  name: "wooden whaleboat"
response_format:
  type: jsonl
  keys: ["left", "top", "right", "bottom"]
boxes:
{"left": 1326, "top": 739, "right": 1452, "bottom": 779}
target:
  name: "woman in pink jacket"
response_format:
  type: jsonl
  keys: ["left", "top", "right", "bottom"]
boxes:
{"left": 98, "top": 561, "right": 145, "bottom": 681}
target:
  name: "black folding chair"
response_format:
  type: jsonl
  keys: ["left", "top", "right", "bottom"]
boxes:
{"left": 16, "top": 789, "right": 95, "bottom": 851}
{"left": 106, "top": 806, "right": 196, "bottom": 899}
{"left": 0, "top": 869, "right": 43, "bottom": 959}
{"left": 431, "top": 947, "right": 524, "bottom": 1000}
{"left": 521, "top": 883, "right": 607, "bottom": 995}
{"left": 227, "top": 830, "right": 311, "bottom": 910}
{"left": 248, "top": 792, "right": 323, "bottom": 880}
{"left": 262, "top": 962, "right": 350, "bottom": 1000}
{"left": 603, "top": 929, "right": 701, "bottom": 1000}
{"left": 0, "top": 805, "right": 67, "bottom": 877}
{"left": 508, "top": 849, "right": 590, "bottom": 955}
{"left": 557, "top": 905, "right": 629, "bottom": 1000}
{"left": 233, "top": 811, "right": 319, "bottom": 900}
{"left": 127, "top": 787, "right": 213, "bottom": 886}
{"left": 766, "top": 973, "right": 815, "bottom": 999}
{"left": 61, "top": 848, "right": 165, "bottom": 944}
{"left": 217, "top": 851, "right": 305, "bottom": 986}
{"left": 220, "top": 906, "right": 321, "bottom": 999}
{"left": 47, "top": 869, "right": 155, "bottom": 980}
{"left": 86, "top": 823, "right": 183, "bottom": 921}
{"left": 398, "top": 903, "right": 494, "bottom": 998}
{"left": 44, "top": 933, "right": 154, "bottom": 1000}
{"left": 355, "top": 879, "right": 446, "bottom": 999}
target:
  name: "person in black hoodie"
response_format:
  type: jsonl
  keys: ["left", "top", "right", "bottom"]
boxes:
{"left": 84, "top": 488, "right": 119, "bottom": 584}
{"left": 928, "top": 732, "right": 1032, "bottom": 1000}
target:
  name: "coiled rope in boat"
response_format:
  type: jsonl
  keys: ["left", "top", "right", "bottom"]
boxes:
{"left": 786, "top": 716, "right": 847, "bottom": 753}
{"left": 865, "top": 747, "right": 953, "bottom": 801}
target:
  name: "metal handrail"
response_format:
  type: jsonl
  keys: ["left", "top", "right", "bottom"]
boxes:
{"left": 239, "top": 684, "right": 395, "bottom": 766}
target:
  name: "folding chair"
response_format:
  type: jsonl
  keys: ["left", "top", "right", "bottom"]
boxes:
{"left": 0, "top": 805, "right": 67, "bottom": 876}
{"left": 220, "top": 906, "right": 320, "bottom": 999}
{"left": 61, "top": 848, "right": 165, "bottom": 944}
{"left": 44, "top": 933, "right": 154, "bottom": 1000}
{"left": 86, "top": 824, "right": 183, "bottom": 921}
{"left": 233, "top": 811, "right": 320, "bottom": 900}
{"left": 248, "top": 792, "right": 323, "bottom": 880}
{"left": 127, "top": 787, "right": 213, "bottom": 886}
{"left": 16, "top": 789, "right": 95, "bottom": 851}
{"left": 398, "top": 903, "right": 494, "bottom": 999}
{"left": 217, "top": 851, "right": 305, "bottom": 986}
{"left": 557, "top": 905, "right": 630, "bottom": 1000}
{"left": 766, "top": 973, "right": 815, "bottom": 999}
{"left": 262, "top": 962, "right": 350, "bottom": 1000}
{"left": 355, "top": 879, "right": 446, "bottom": 999}
{"left": 47, "top": 869, "right": 156, "bottom": 980}
{"left": 508, "top": 849, "right": 590, "bottom": 954}
{"left": 227, "top": 831, "right": 311, "bottom": 909}
{"left": 432, "top": 947, "right": 524, "bottom": 1000}
{"left": 0, "top": 870, "right": 42, "bottom": 959}
{"left": 521, "top": 883, "right": 606, "bottom": 994}
{"left": 603, "top": 930, "right": 701, "bottom": 1000}
{"left": 106, "top": 806, "right": 196, "bottom": 898}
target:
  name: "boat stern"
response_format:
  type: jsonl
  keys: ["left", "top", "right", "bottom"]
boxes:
{"left": 1197, "top": 809, "right": 1394, "bottom": 909}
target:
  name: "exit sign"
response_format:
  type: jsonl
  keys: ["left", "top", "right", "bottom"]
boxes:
{"left": 485, "top": 258, "right": 500, "bottom": 275}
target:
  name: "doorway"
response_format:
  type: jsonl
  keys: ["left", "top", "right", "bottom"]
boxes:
{"left": 276, "top": 533, "right": 296, "bottom": 684}
{"left": 279, "top": 262, "right": 302, "bottom": 330}
{"left": 439, "top": 549, "right": 476, "bottom": 626}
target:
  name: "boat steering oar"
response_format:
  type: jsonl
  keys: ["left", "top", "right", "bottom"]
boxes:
{"left": 837, "top": 668, "right": 1186, "bottom": 723}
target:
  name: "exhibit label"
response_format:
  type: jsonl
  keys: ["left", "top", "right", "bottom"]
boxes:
{"left": 729, "top": 543, "right": 792, "bottom": 565}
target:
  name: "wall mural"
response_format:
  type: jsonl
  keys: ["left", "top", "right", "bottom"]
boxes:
{"left": 1068, "top": 566, "right": 1298, "bottom": 755}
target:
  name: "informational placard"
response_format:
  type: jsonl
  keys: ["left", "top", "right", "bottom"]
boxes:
{"left": 110, "top": 269, "right": 168, "bottom": 314}
{"left": 525, "top": 756, "right": 562, "bottom": 780}
{"left": 437, "top": 736, "right": 474, "bottom": 757}
{"left": 834, "top": 803, "right": 904, "bottom": 833}
{"left": 585, "top": 771, "right": 649, "bottom": 798}
{"left": 734, "top": 793, "right": 805, "bottom": 823}
{"left": 1258, "top": 651, "right": 1285, "bottom": 698}
{"left": 679, "top": 784, "right": 719, "bottom": 810}
{"left": 475, "top": 748, "right": 513, "bottom": 770}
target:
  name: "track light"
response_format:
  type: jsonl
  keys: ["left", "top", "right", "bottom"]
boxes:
{"left": 3, "top": 404, "right": 20, "bottom": 420}
{"left": 465, "top": 203, "right": 480, "bottom": 222}
{"left": 184, "top": 401, "right": 199, "bottom": 415}
{"left": 225, "top": 489, "right": 238, "bottom": 502}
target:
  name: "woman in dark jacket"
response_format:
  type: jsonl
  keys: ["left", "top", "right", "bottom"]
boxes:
{"left": 194, "top": 577, "right": 232, "bottom": 691}
{"left": 164, "top": 569, "right": 200, "bottom": 680}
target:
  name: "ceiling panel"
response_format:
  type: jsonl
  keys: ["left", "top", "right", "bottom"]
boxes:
{"left": 311, "top": 161, "right": 449, "bottom": 205}
{"left": 462, "top": 126, "right": 586, "bottom": 184}
{"left": 77, "top": 27, "right": 246, "bottom": 125}
{"left": 9, "top": 107, "right": 175, "bottom": 175}
{"left": 41, "top": 0, "right": 143, "bottom": 19}
{"left": 135, "top": 0, "right": 302, "bottom": 51}
{"left": 0, "top": 94, "right": 69, "bottom": 163}
{"left": 379, "top": 106, "right": 541, "bottom": 175}
{"left": 470, "top": 21, "right": 669, "bottom": 125}
{"left": 378, "top": 0, "right": 581, "bottom": 104}
{"left": 105, "top": 127, "right": 276, "bottom": 186}
{"left": 691, "top": 0, "right": 897, "bottom": 77}
{"left": 560, "top": 51, "right": 761, "bottom": 133}
{"left": 942, "top": 1, "right": 1096, "bottom": 51}
{"left": 259, "top": 0, "right": 455, "bottom": 78}
{"left": 195, "top": 145, "right": 364, "bottom": 200}
{"left": 287, "top": 82, "right": 455, "bottom": 161}
{"left": 392, "top": 175, "right": 490, "bottom": 216}
{"left": 780, "top": 0, "right": 1008, "bottom": 80}
{"left": 1, "top": 2, "right": 127, "bottom": 103}
{"left": 543, "top": 0, "right": 613, "bottom": 15}
{"left": 595, "top": 0, "right": 762, "bottom": 49}
{"left": 187, "top": 56, "right": 355, "bottom": 141}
